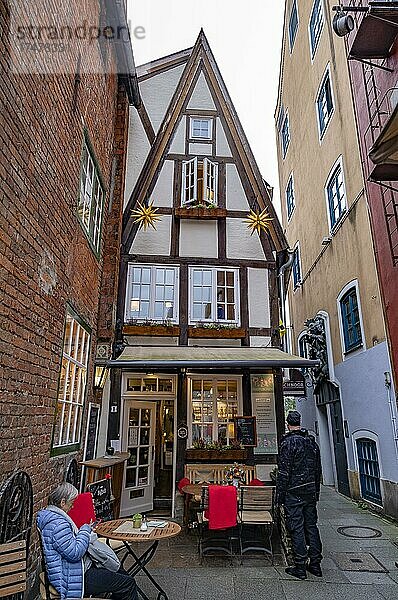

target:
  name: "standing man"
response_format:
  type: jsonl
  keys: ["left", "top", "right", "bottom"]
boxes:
{"left": 276, "top": 410, "right": 323, "bottom": 580}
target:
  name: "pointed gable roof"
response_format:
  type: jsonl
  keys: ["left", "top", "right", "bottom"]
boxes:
{"left": 123, "top": 30, "right": 287, "bottom": 253}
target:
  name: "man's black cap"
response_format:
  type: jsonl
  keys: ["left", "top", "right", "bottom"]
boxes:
{"left": 286, "top": 410, "right": 301, "bottom": 426}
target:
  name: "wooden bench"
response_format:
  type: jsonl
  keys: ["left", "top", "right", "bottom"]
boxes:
{"left": 0, "top": 540, "right": 26, "bottom": 598}
{"left": 185, "top": 463, "right": 256, "bottom": 485}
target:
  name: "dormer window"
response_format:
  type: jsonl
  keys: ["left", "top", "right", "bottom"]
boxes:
{"left": 190, "top": 117, "right": 212, "bottom": 140}
{"left": 181, "top": 157, "right": 218, "bottom": 206}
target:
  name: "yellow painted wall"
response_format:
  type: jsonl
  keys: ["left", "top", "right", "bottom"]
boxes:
{"left": 276, "top": 0, "right": 385, "bottom": 361}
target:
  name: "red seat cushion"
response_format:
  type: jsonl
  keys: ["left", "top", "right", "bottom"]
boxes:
{"left": 248, "top": 478, "right": 265, "bottom": 486}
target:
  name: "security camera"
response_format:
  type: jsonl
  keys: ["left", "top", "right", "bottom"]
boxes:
{"left": 332, "top": 10, "right": 354, "bottom": 37}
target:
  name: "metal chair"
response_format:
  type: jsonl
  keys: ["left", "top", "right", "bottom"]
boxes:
{"left": 239, "top": 486, "right": 275, "bottom": 563}
{"left": 197, "top": 486, "right": 238, "bottom": 563}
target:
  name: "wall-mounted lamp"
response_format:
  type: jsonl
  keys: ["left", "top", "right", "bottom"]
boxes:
{"left": 94, "top": 364, "right": 109, "bottom": 390}
{"left": 332, "top": 6, "right": 355, "bottom": 37}
{"left": 322, "top": 236, "right": 332, "bottom": 245}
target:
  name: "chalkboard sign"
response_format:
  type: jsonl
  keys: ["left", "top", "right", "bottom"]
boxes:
{"left": 87, "top": 478, "right": 113, "bottom": 521}
{"left": 235, "top": 416, "right": 257, "bottom": 447}
{"left": 84, "top": 403, "right": 100, "bottom": 461}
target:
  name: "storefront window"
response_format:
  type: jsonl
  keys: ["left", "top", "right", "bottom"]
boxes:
{"left": 190, "top": 378, "right": 240, "bottom": 445}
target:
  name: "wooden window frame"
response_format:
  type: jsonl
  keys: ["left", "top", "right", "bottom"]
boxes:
{"left": 188, "top": 376, "right": 242, "bottom": 446}
{"left": 51, "top": 308, "right": 91, "bottom": 454}
{"left": 78, "top": 138, "right": 105, "bottom": 254}
{"left": 188, "top": 266, "right": 240, "bottom": 325}
{"left": 125, "top": 264, "right": 179, "bottom": 323}
{"left": 181, "top": 158, "right": 218, "bottom": 206}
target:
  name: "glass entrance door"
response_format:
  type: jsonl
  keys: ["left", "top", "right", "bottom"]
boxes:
{"left": 120, "top": 401, "right": 156, "bottom": 516}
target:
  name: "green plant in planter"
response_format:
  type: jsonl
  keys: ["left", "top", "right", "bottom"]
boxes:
{"left": 132, "top": 513, "right": 142, "bottom": 528}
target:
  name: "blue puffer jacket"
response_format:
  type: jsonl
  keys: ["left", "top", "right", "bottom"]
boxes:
{"left": 37, "top": 506, "right": 91, "bottom": 599}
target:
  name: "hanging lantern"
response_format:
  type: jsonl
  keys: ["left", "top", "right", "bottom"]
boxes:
{"left": 244, "top": 208, "right": 273, "bottom": 236}
{"left": 131, "top": 201, "right": 161, "bottom": 231}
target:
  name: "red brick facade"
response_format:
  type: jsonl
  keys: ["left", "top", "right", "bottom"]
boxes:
{"left": 0, "top": 0, "right": 130, "bottom": 584}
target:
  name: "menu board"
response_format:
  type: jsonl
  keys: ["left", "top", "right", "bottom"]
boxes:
{"left": 87, "top": 478, "right": 113, "bottom": 521}
{"left": 84, "top": 403, "right": 100, "bottom": 461}
{"left": 235, "top": 416, "right": 257, "bottom": 447}
{"left": 251, "top": 374, "right": 277, "bottom": 455}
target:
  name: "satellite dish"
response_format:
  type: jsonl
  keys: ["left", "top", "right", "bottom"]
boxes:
{"left": 332, "top": 11, "right": 354, "bottom": 37}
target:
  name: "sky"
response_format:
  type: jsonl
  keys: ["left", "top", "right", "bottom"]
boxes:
{"left": 127, "top": 1, "right": 286, "bottom": 213}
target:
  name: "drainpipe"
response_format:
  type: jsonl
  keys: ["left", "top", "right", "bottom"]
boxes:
{"left": 384, "top": 371, "right": 398, "bottom": 463}
{"left": 277, "top": 249, "right": 295, "bottom": 352}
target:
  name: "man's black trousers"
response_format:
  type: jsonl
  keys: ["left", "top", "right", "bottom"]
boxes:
{"left": 284, "top": 493, "right": 322, "bottom": 567}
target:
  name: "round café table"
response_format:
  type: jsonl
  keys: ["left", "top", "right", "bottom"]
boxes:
{"left": 96, "top": 518, "right": 181, "bottom": 600}
{"left": 181, "top": 483, "right": 207, "bottom": 525}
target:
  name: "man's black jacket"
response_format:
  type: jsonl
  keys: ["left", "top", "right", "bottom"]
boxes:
{"left": 276, "top": 428, "right": 321, "bottom": 504}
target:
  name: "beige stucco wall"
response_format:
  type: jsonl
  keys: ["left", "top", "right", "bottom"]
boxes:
{"left": 130, "top": 215, "right": 172, "bottom": 256}
{"left": 124, "top": 110, "right": 151, "bottom": 208}
{"left": 148, "top": 160, "right": 174, "bottom": 208}
{"left": 186, "top": 71, "right": 216, "bottom": 110}
{"left": 179, "top": 220, "right": 218, "bottom": 257}
{"left": 248, "top": 268, "right": 270, "bottom": 328}
{"left": 139, "top": 64, "right": 186, "bottom": 132}
{"left": 276, "top": 0, "right": 385, "bottom": 360}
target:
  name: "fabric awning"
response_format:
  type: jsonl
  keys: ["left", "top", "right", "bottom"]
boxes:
{"left": 107, "top": 346, "right": 319, "bottom": 370}
{"left": 369, "top": 103, "right": 398, "bottom": 181}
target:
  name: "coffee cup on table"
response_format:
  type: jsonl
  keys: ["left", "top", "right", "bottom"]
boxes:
{"left": 106, "top": 446, "right": 115, "bottom": 456}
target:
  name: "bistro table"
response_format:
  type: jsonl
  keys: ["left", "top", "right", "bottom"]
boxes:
{"left": 96, "top": 518, "right": 181, "bottom": 600}
{"left": 182, "top": 483, "right": 208, "bottom": 525}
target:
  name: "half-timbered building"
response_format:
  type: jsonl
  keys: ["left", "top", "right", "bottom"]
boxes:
{"left": 100, "top": 31, "right": 316, "bottom": 517}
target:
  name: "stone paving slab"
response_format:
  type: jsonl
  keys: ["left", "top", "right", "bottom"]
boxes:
{"left": 281, "top": 581, "right": 388, "bottom": 600}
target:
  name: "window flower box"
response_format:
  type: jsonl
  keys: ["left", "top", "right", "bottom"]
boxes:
{"left": 188, "top": 326, "right": 245, "bottom": 339}
{"left": 175, "top": 207, "right": 227, "bottom": 219}
{"left": 185, "top": 448, "right": 247, "bottom": 461}
{"left": 123, "top": 324, "right": 180, "bottom": 337}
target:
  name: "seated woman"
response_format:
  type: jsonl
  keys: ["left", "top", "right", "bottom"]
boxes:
{"left": 37, "top": 482, "right": 137, "bottom": 600}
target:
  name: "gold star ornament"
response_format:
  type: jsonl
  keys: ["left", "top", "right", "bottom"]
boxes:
{"left": 244, "top": 208, "right": 273, "bottom": 236}
{"left": 131, "top": 201, "right": 161, "bottom": 231}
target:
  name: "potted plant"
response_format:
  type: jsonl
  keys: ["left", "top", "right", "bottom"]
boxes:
{"left": 185, "top": 439, "right": 247, "bottom": 461}
{"left": 132, "top": 513, "right": 142, "bottom": 528}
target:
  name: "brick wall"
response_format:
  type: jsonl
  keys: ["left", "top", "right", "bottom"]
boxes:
{"left": 0, "top": 0, "right": 129, "bottom": 586}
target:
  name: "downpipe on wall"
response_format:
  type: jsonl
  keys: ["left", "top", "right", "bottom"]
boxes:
{"left": 384, "top": 371, "right": 398, "bottom": 464}
{"left": 278, "top": 250, "right": 295, "bottom": 353}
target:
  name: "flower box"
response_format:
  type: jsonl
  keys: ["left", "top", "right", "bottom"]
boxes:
{"left": 188, "top": 326, "right": 246, "bottom": 339}
{"left": 174, "top": 207, "right": 227, "bottom": 219}
{"left": 185, "top": 449, "right": 247, "bottom": 461}
{"left": 123, "top": 324, "right": 180, "bottom": 337}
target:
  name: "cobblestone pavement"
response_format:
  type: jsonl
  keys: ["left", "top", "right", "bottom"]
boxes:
{"left": 123, "top": 486, "right": 398, "bottom": 600}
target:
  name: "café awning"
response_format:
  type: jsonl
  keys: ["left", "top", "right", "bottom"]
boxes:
{"left": 107, "top": 346, "right": 319, "bottom": 370}
{"left": 369, "top": 102, "right": 398, "bottom": 182}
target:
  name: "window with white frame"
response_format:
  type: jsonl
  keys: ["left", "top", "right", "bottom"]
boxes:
{"left": 125, "top": 264, "right": 179, "bottom": 322}
{"left": 190, "top": 117, "right": 212, "bottom": 140}
{"left": 309, "top": 0, "right": 324, "bottom": 58}
{"left": 190, "top": 377, "right": 241, "bottom": 445}
{"left": 52, "top": 310, "right": 90, "bottom": 450}
{"left": 339, "top": 286, "right": 363, "bottom": 352}
{"left": 326, "top": 161, "right": 346, "bottom": 229}
{"left": 286, "top": 174, "right": 295, "bottom": 219}
{"left": 78, "top": 139, "right": 105, "bottom": 253}
{"left": 189, "top": 267, "right": 239, "bottom": 323}
{"left": 281, "top": 113, "right": 290, "bottom": 158}
{"left": 317, "top": 68, "right": 334, "bottom": 137}
{"left": 289, "top": 0, "right": 299, "bottom": 51}
{"left": 181, "top": 157, "right": 218, "bottom": 206}
{"left": 292, "top": 246, "right": 301, "bottom": 288}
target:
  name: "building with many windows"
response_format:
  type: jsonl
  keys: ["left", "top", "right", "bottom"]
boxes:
{"left": 99, "top": 31, "right": 316, "bottom": 518}
{"left": 336, "top": 2, "right": 398, "bottom": 517}
{"left": 0, "top": 0, "right": 139, "bottom": 584}
{"left": 276, "top": 0, "right": 398, "bottom": 518}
